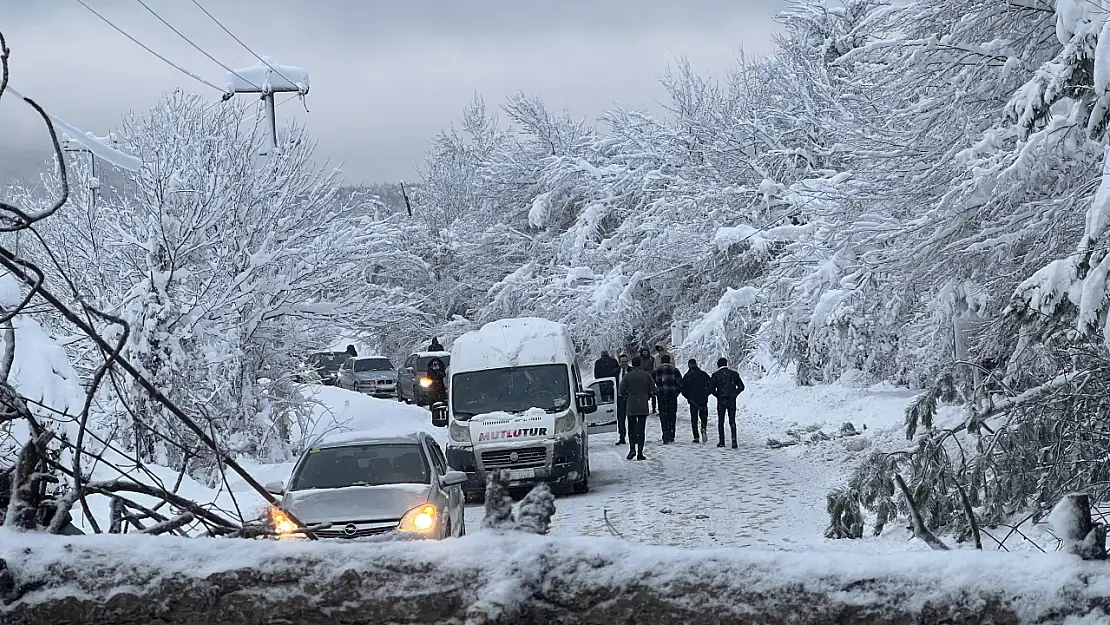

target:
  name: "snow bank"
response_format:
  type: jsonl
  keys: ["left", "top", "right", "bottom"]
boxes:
{"left": 450, "top": 317, "right": 571, "bottom": 374}
{"left": 0, "top": 273, "right": 86, "bottom": 462}
{"left": 226, "top": 58, "right": 309, "bottom": 94}
{"left": 3, "top": 530, "right": 1110, "bottom": 624}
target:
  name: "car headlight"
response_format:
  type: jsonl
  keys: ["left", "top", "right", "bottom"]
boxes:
{"left": 398, "top": 504, "right": 437, "bottom": 533}
{"left": 449, "top": 420, "right": 471, "bottom": 443}
{"left": 554, "top": 411, "right": 576, "bottom": 434}
{"left": 418, "top": 377, "right": 432, "bottom": 388}
{"left": 269, "top": 506, "right": 298, "bottom": 536}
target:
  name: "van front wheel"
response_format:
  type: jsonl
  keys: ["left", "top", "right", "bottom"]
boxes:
{"left": 573, "top": 460, "right": 590, "bottom": 494}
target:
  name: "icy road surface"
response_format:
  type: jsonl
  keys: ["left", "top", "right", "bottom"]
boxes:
{"left": 469, "top": 373, "right": 918, "bottom": 552}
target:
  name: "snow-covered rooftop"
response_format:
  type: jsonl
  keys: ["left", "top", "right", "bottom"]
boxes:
{"left": 450, "top": 317, "right": 572, "bottom": 374}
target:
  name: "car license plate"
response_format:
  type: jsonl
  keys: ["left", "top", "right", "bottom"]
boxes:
{"left": 508, "top": 468, "right": 535, "bottom": 480}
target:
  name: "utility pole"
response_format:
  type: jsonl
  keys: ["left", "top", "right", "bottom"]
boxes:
{"left": 223, "top": 57, "right": 310, "bottom": 155}
{"left": 61, "top": 132, "right": 117, "bottom": 211}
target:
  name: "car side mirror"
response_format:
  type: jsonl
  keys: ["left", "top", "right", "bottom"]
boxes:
{"left": 431, "top": 402, "right": 449, "bottom": 427}
{"left": 576, "top": 390, "right": 597, "bottom": 414}
{"left": 439, "top": 470, "right": 468, "bottom": 487}
{"left": 264, "top": 480, "right": 285, "bottom": 495}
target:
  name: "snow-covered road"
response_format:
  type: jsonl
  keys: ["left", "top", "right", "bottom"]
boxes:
{"left": 468, "top": 373, "right": 916, "bottom": 551}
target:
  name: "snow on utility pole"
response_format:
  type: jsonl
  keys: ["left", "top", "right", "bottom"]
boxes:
{"left": 223, "top": 58, "right": 309, "bottom": 155}
{"left": 61, "top": 131, "right": 118, "bottom": 212}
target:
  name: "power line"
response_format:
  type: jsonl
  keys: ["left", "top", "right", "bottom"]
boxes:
{"left": 188, "top": 0, "right": 300, "bottom": 91}
{"left": 76, "top": 0, "right": 227, "bottom": 95}
{"left": 133, "top": 0, "right": 261, "bottom": 91}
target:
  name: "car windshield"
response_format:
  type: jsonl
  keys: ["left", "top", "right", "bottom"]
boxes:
{"left": 418, "top": 355, "right": 450, "bottom": 370}
{"left": 308, "top": 352, "right": 347, "bottom": 368}
{"left": 354, "top": 358, "right": 393, "bottom": 372}
{"left": 451, "top": 364, "right": 570, "bottom": 420}
{"left": 290, "top": 443, "right": 429, "bottom": 490}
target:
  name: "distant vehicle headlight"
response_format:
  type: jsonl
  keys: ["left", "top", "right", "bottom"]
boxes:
{"left": 554, "top": 411, "right": 576, "bottom": 435}
{"left": 398, "top": 504, "right": 437, "bottom": 533}
{"left": 419, "top": 377, "right": 433, "bottom": 388}
{"left": 269, "top": 506, "right": 298, "bottom": 536}
{"left": 449, "top": 420, "right": 471, "bottom": 443}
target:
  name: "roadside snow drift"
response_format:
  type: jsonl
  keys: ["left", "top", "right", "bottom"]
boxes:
{"left": 2, "top": 530, "right": 1110, "bottom": 624}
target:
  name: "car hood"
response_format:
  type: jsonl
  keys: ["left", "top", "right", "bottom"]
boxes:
{"left": 283, "top": 483, "right": 431, "bottom": 524}
{"left": 352, "top": 371, "right": 395, "bottom": 380}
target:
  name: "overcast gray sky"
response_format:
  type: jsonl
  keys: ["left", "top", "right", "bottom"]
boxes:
{"left": 0, "top": 1, "right": 782, "bottom": 183}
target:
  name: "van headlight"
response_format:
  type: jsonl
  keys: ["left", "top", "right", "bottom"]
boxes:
{"left": 398, "top": 504, "right": 437, "bottom": 533}
{"left": 554, "top": 411, "right": 576, "bottom": 434}
{"left": 449, "top": 420, "right": 471, "bottom": 443}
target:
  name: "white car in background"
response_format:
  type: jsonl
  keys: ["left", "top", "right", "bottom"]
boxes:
{"left": 266, "top": 430, "right": 467, "bottom": 540}
{"left": 336, "top": 356, "right": 398, "bottom": 398}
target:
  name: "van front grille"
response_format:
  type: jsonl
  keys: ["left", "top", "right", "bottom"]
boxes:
{"left": 481, "top": 447, "right": 547, "bottom": 469}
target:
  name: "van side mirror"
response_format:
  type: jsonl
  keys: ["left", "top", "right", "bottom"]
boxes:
{"left": 264, "top": 480, "right": 285, "bottom": 495}
{"left": 431, "top": 402, "right": 449, "bottom": 427}
{"left": 576, "top": 390, "right": 597, "bottom": 414}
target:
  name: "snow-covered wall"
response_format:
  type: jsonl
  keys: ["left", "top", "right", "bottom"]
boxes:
{"left": 3, "top": 530, "right": 1110, "bottom": 624}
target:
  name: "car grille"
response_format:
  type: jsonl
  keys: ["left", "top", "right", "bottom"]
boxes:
{"left": 481, "top": 446, "right": 547, "bottom": 469}
{"left": 313, "top": 523, "right": 398, "bottom": 539}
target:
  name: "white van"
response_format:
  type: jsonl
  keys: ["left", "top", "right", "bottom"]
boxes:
{"left": 430, "top": 317, "right": 615, "bottom": 500}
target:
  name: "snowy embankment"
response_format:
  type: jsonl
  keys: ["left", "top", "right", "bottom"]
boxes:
{"left": 69, "top": 385, "right": 435, "bottom": 533}
{"left": 3, "top": 529, "right": 1109, "bottom": 625}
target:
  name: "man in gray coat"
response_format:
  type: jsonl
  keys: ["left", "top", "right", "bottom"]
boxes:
{"left": 618, "top": 356, "right": 655, "bottom": 460}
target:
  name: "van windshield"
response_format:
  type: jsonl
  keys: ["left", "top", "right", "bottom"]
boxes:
{"left": 451, "top": 364, "right": 570, "bottom": 420}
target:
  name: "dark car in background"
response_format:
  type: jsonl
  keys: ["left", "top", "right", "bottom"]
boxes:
{"left": 397, "top": 351, "right": 451, "bottom": 406}
{"left": 299, "top": 351, "right": 350, "bottom": 386}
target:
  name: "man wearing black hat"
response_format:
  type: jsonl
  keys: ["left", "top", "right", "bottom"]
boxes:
{"left": 709, "top": 357, "right": 745, "bottom": 448}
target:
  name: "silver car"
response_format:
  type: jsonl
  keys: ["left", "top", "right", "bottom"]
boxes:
{"left": 265, "top": 431, "right": 467, "bottom": 540}
{"left": 336, "top": 356, "right": 398, "bottom": 398}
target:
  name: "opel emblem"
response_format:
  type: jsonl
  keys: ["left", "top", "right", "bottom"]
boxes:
{"left": 509, "top": 451, "right": 519, "bottom": 462}
{"left": 343, "top": 523, "right": 357, "bottom": 536}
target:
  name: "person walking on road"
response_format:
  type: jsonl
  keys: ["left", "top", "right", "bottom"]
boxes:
{"left": 652, "top": 344, "right": 671, "bottom": 370}
{"left": 593, "top": 350, "right": 619, "bottom": 380}
{"left": 614, "top": 353, "right": 632, "bottom": 446}
{"left": 619, "top": 356, "right": 655, "bottom": 460}
{"left": 681, "top": 358, "right": 711, "bottom": 443}
{"left": 637, "top": 347, "right": 656, "bottom": 413}
{"left": 709, "top": 357, "right": 745, "bottom": 448}
{"left": 651, "top": 355, "right": 683, "bottom": 444}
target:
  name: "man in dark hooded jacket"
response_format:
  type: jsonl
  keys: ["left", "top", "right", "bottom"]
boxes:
{"left": 593, "top": 350, "right": 619, "bottom": 380}
{"left": 709, "top": 357, "right": 745, "bottom": 448}
{"left": 681, "top": 358, "right": 711, "bottom": 443}
{"left": 651, "top": 355, "right": 683, "bottom": 444}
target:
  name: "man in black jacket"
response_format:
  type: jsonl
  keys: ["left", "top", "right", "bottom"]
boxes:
{"left": 709, "top": 357, "right": 745, "bottom": 448}
{"left": 651, "top": 355, "right": 683, "bottom": 444}
{"left": 618, "top": 356, "right": 655, "bottom": 460}
{"left": 593, "top": 350, "right": 619, "bottom": 380}
{"left": 613, "top": 353, "right": 632, "bottom": 446}
{"left": 681, "top": 358, "right": 711, "bottom": 443}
